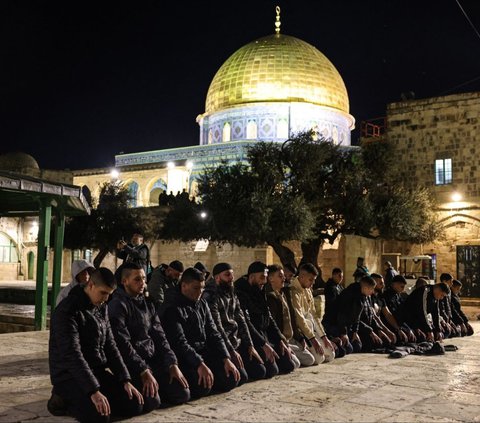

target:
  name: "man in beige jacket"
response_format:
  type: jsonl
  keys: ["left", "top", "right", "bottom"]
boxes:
{"left": 289, "top": 263, "right": 335, "bottom": 364}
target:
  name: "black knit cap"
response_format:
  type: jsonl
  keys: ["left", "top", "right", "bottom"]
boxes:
{"left": 248, "top": 261, "right": 267, "bottom": 275}
{"left": 169, "top": 260, "right": 184, "bottom": 273}
{"left": 392, "top": 274, "right": 407, "bottom": 284}
{"left": 212, "top": 262, "right": 232, "bottom": 276}
{"left": 194, "top": 261, "right": 210, "bottom": 278}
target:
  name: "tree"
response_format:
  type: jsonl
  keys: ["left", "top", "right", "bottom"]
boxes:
{"left": 161, "top": 131, "right": 442, "bottom": 269}
{"left": 64, "top": 181, "right": 162, "bottom": 268}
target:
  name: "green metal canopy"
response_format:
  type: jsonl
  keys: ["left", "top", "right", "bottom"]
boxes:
{"left": 0, "top": 171, "right": 90, "bottom": 330}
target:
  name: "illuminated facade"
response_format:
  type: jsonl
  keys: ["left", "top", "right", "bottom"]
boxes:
{"left": 77, "top": 10, "right": 354, "bottom": 208}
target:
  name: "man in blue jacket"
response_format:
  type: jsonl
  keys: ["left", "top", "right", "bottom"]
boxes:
{"left": 48, "top": 268, "right": 143, "bottom": 423}
{"left": 108, "top": 263, "right": 190, "bottom": 411}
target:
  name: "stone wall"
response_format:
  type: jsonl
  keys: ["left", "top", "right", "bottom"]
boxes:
{"left": 383, "top": 92, "right": 480, "bottom": 282}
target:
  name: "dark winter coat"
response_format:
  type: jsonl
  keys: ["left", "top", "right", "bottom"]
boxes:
{"left": 451, "top": 293, "right": 469, "bottom": 324}
{"left": 234, "top": 276, "right": 285, "bottom": 348}
{"left": 402, "top": 285, "right": 440, "bottom": 333}
{"left": 160, "top": 286, "right": 230, "bottom": 369}
{"left": 147, "top": 264, "right": 177, "bottom": 306}
{"left": 108, "top": 285, "right": 177, "bottom": 377}
{"left": 202, "top": 279, "right": 254, "bottom": 353}
{"left": 322, "top": 278, "right": 343, "bottom": 326}
{"left": 336, "top": 282, "right": 367, "bottom": 335}
{"left": 49, "top": 284, "right": 130, "bottom": 395}
{"left": 116, "top": 243, "right": 149, "bottom": 274}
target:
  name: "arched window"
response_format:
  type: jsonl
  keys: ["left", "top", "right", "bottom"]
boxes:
{"left": 126, "top": 181, "right": 139, "bottom": 208}
{"left": 0, "top": 232, "right": 18, "bottom": 263}
{"left": 149, "top": 178, "right": 168, "bottom": 206}
{"left": 222, "top": 122, "right": 231, "bottom": 142}
{"left": 246, "top": 121, "right": 257, "bottom": 139}
{"left": 277, "top": 119, "right": 289, "bottom": 139}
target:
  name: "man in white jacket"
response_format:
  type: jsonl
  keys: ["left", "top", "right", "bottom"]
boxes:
{"left": 55, "top": 259, "right": 95, "bottom": 306}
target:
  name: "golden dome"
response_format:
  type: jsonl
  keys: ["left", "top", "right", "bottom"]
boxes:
{"left": 205, "top": 34, "right": 349, "bottom": 115}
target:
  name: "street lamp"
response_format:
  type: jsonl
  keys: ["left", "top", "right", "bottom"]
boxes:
{"left": 200, "top": 211, "right": 207, "bottom": 219}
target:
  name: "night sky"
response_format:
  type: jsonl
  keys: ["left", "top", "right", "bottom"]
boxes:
{"left": 2, "top": 0, "right": 480, "bottom": 170}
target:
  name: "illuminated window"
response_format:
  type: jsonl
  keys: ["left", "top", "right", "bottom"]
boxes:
{"left": 149, "top": 179, "right": 167, "bottom": 206}
{"left": 246, "top": 121, "right": 257, "bottom": 139}
{"left": 223, "top": 122, "right": 231, "bottom": 142}
{"left": 435, "top": 159, "right": 452, "bottom": 185}
{"left": 277, "top": 119, "right": 288, "bottom": 139}
{"left": 0, "top": 232, "right": 18, "bottom": 263}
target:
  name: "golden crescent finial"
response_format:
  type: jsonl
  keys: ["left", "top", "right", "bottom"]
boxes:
{"left": 275, "top": 6, "right": 281, "bottom": 34}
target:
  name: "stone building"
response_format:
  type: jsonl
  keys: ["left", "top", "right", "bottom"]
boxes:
{"left": 372, "top": 92, "right": 480, "bottom": 296}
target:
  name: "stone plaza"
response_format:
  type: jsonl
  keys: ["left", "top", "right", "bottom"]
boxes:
{"left": 1, "top": 319, "right": 479, "bottom": 423}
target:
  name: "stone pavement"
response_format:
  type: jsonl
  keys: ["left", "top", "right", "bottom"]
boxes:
{"left": 0, "top": 322, "right": 479, "bottom": 423}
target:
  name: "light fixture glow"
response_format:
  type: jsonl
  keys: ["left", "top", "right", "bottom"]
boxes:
{"left": 110, "top": 169, "right": 119, "bottom": 179}
{"left": 167, "top": 162, "right": 175, "bottom": 169}
{"left": 451, "top": 192, "right": 462, "bottom": 202}
{"left": 186, "top": 161, "right": 193, "bottom": 169}
{"left": 200, "top": 211, "right": 207, "bottom": 219}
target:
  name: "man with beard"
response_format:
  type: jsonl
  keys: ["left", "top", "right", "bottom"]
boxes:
{"left": 202, "top": 262, "right": 266, "bottom": 382}
{"left": 108, "top": 263, "right": 190, "bottom": 411}
{"left": 235, "top": 261, "right": 296, "bottom": 378}
{"left": 160, "top": 267, "right": 240, "bottom": 399}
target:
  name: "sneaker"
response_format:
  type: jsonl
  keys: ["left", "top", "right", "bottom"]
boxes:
{"left": 47, "top": 393, "right": 67, "bottom": 416}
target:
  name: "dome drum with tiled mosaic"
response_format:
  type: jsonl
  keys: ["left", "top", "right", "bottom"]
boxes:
{"left": 197, "top": 33, "right": 354, "bottom": 146}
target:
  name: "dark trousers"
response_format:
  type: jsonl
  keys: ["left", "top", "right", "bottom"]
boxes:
{"left": 180, "top": 351, "right": 239, "bottom": 399}
{"left": 55, "top": 369, "right": 143, "bottom": 423}
{"left": 324, "top": 322, "right": 355, "bottom": 356}
{"left": 149, "top": 359, "right": 191, "bottom": 406}
{"left": 238, "top": 344, "right": 267, "bottom": 381}
{"left": 358, "top": 328, "right": 390, "bottom": 353}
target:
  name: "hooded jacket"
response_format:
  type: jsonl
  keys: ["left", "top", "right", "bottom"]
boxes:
{"left": 202, "top": 279, "right": 253, "bottom": 353}
{"left": 147, "top": 264, "right": 177, "bottom": 306}
{"left": 322, "top": 278, "right": 343, "bottom": 326}
{"left": 234, "top": 276, "right": 285, "bottom": 348}
{"left": 108, "top": 285, "right": 177, "bottom": 377}
{"left": 160, "top": 286, "right": 230, "bottom": 369}
{"left": 336, "top": 282, "right": 367, "bottom": 336}
{"left": 56, "top": 259, "right": 94, "bottom": 306}
{"left": 49, "top": 284, "right": 130, "bottom": 395}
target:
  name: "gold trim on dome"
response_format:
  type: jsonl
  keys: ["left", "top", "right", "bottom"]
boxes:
{"left": 205, "top": 34, "right": 350, "bottom": 115}
{"left": 275, "top": 6, "right": 281, "bottom": 34}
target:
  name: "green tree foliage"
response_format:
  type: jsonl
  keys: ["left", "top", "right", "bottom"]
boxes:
{"left": 161, "top": 131, "right": 442, "bottom": 267}
{"left": 64, "top": 181, "right": 161, "bottom": 267}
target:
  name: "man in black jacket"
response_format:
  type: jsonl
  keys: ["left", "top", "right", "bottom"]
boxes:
{"left": 116, "top": 233, "right": 150, "bottom": 275}
{"left": 438, "top": 273, "right": 460, "bottom": 338}
{"left": 321, "top": 268, "right": 353, "bottom": 356}
{"left": 160, "top": 267, "right": 240, "bottom": 399}
{"left": 202, "top": 262, "right": 266, "bottom": 382}
{"left": 147, "top": 260, "right": 184, "bottom": 310}
{"left": 402, "top": 282, "right": 450, "bottom": 342}
{"left": 48, "top": 268, "right": 143, "bottom": 423}
{"left": 108, "top": 263, "right": 190, "bottom": 411}
{"left": 451, "top": 279, "right": 474, "bottom": 336}
{"left": 336, "top": 276, "right": 378, "bottom": 353}
{"left": 234, "top": 261, "right": 296, "bottom": 378}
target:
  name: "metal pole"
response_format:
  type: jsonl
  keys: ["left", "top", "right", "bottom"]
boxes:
{"left": 51, "top": 210, "right": 65, "bottom": 311}
{"left": 34, "top": 203, "right": 52, "bottom": 330}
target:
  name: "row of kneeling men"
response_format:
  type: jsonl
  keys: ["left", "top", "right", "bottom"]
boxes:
{"left": 47, "top": 260, "right": 473, "bottom": 423}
